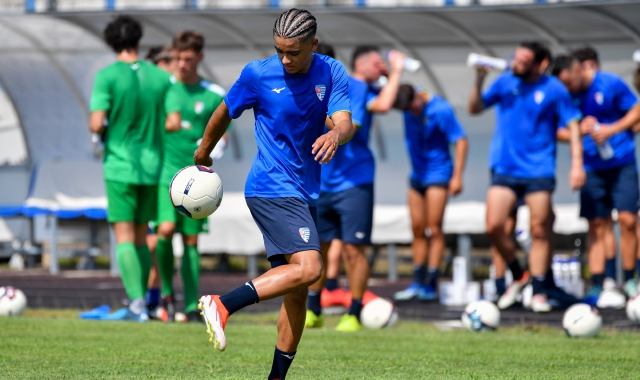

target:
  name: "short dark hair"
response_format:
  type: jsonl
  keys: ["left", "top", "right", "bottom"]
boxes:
{"left": 351, "top": 45, "right": 379, "bottom": 71}
{"left": 519, "top": 41, "right": 552, "bottom": 64}
{"left": 316, "top": 42, "right": 335, "bottom": 59}
{"left": 145, "top": 45, "right": 172, "bottom": 64}
{"left": 634, "top": 66, "right": 640, "bottom": 93}
{"left": 551, "top": 54, "right": 577, "bottom": 77}
{"left": 273, "top": 8, "right": 317, "bottom": 43}
{"left": 393, "top": 84, "right": 415, "bottom": 111}
{"left": 103, "top": 15, "right": 142, "bottom": 53}
{"left": 173, "top": 30, "right": 204, "bottom": 53}
{"left": 573, "top": 46, "right": 599, "bottom": 66}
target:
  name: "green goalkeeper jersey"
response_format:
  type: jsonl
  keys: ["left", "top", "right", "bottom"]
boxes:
{"left": 90, "top": 60, "right": 170, "bottom": 185}
{"left": 160, "top": 76, "right": 226, "bottom": 186}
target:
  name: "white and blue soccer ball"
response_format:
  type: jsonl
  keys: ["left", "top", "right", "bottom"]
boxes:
{"left": 461, "top": 300, "right": 500, "bottom": 332}
{"left": 169, "top": 165, "right": 223, "bottom": 220}
{"left": 562, "top": 303, "right": 602, "bottom": 338}
{"left": 0, "top": 286, "right": 27, "bottom": 316}
{"left": 626, "top": 294, "right": 640, "bottom": 323}
{"left": 361, "top": 298, "right": 399, "bottom": 329}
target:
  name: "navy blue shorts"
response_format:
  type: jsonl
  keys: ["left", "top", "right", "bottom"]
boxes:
{"left": 317, "top": 184, "right": 374, "bottom": 245}
{"left": 245, "top": 197, "right": 320, "bottom": 265}
{"left": 580, "top": 163, "right": 640, "bottom": 219}
{"left": 491, "top": 172, "right": 555, "bottom": 199}
{"left": 409, "top": 178, "right": 449, "bottom": 195}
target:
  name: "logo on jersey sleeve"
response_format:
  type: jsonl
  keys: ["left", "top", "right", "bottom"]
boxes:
{"left": 534, "top": 91, "right": 545, "bottom": 105}
{"left": 594, "top": 92, "right": 604, "bottom": 105}
{"left": 194, "top": 101, "right": 205, "bottom": 115}
{"left": 315, "top": 84, "right": 326, "bottom": 101}
{"left": 299, "top": 227, "right": 311, "bottom": 243}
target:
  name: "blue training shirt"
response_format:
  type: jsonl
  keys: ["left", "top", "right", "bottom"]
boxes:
{"left": 483, "top": 72, "right": 582, "bottom": 178}
{"left": 569, "top": 71, "right": 637, "bottom": 171}
{"left": 404, "top": 94, "right": 467, "bottom": 184}
{"left": 224, "top": 54, "right": 351, "bottom": 205}
{"left": 320, "top": 77, "right": 377, "bottom": 193}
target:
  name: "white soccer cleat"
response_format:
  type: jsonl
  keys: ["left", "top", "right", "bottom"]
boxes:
{"left": 497, "top": 272, "right": 530, "bottom": 310}
{"left": 198, "top": 295, "right": 227, "bottom": 352}
{"left": 530, "top": 293, "right": 552, "bottom": 313}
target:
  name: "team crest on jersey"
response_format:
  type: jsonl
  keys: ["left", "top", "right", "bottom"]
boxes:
{"left": 315, "top": 85, "right": 326, "bottom": 101}
{"left": 299, "top": 227, "right": 311, "bottom": 243}
{"left": 534, "top": 90, "right": 545, "bottom": 105}
{"left": 594, "top": 92, "right": 604, "bottom": 105}
{"left": 194, "top": 101, "right": 205, "bottom": 115}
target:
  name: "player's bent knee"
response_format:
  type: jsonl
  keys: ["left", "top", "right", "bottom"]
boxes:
{"left": 529, "top": 223, "right": 548, "bottom": 241}
{"left": 618, "top": 213, "right": 638, "bottom": 232}
{"left": 411, "top": 223, "right": 426, "bottom": 238}
{"left": 428, "top": 226, "right": 444, "bottom": 240}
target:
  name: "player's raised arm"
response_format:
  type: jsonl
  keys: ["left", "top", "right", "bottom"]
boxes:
{"left": 194, "top": 101, "right": 232, "bottom": 166}
{"left": 468, "top": 66, "right": 490, "bottom": 114}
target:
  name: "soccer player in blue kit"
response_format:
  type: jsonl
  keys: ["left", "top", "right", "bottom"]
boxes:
{"left": 305, "top": 45, "right": 406, "bottom": 331}
{"left": 392, "top": 84, "right": 468, "bottom": 302}
{"left": 193, "top": 9, "right": 353, "bottom": 380}
{"left": 469, "top": 41, "right": 586, "bottom": 313}
{"left": 552, "top": 55, "right": 640, "bottom": 300}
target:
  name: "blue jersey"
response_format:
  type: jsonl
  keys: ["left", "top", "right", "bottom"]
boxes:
{"left": 321, "top": 77, "right": 377, "bottom": 193}
{"left": 225, "top": 54, "right": 351, "bottom": 205}
{"left": 483, "top": 72, "right": 582, "bottom": 178}
{"left": 570, "top": 71, "right": 637, "bottom": 171}
{"left": 403, "top": 94, "right": 467, "bottom": 184}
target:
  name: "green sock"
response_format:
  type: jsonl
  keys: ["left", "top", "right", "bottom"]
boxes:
{"left": 156, "top": 238, "right": 175, "bottom": 297}
{"left": 136, "top": 244, "right": 152, "bottom": 296}
{"left": 181, "top": 244, "right": 201, "bottom": 314}
{"left": 116, "top": 242, "right": 145, "bottom": 300}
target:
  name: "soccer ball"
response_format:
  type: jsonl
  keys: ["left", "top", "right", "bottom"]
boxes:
{"left": 562, "top": 303, "right": 602, "bottom": 337}
{"left": 169, "top": 165, "right": 223, "bottom": 219}
{"left": 626, "top": 294, "right": 640, "bottom": 323}
{"left": 0, "top": 286, "right": 27, "bottom": 316}
{"left": 461, "top": 300, "right": 500, "bottom": 332}
{"left": 360, "top": 298, "right": 399, "bottom": 329}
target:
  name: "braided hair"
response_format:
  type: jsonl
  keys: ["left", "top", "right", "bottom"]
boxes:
{"left": 273, "top": 8, "right": 317, "bottom": 42}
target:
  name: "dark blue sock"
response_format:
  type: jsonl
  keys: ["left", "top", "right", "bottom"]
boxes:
{"left": 591, "top": 273, "right": 604, "bottom": 287}
{"left": 324, "top": 278, "right": 338, "bottom": 291}
{"left": 307, "top": 290, "right": 321, "bottom": 316}
{"left": 145, "top": 288, "right": 160, "bottom": 309}
{"left": 543, "top": 267, "right": 556, "bottom": 288}
{"left": 605, "top": 258, "right": 617, "bottom": 280}
{"left": 495, "top": 278, "right": 506, "bottom": 296}
{"left": 348, "top": 298, "right": 363, "bottom": 321}
{"left": 507, "top": 260, "right": 524, "bottom": 281}
{"left": 268, "top": 347, "right": 296, "bottom": 380}
{"left": 413, "top": 264, "right": 427, "bottom": 285}
{"left": 532, "top": 276, "right": 545, "bottom": 295}
{"left": 427, "top": 267, "right": 439, "bottom": 288}
{"left": 624, "top": 269, "right": 635, "bottom": 282}
{"left": 219, "top": 280, "right": 259, "bottom": 316}
{"left": 636, "top": 259, "right": 640, "bottom": 278}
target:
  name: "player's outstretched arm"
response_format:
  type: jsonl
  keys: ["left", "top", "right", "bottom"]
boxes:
{"left": 194, "top": 101, "right": 232, "bottom": 167}
{"left": 312, "top": 111, "right": 354, "bottom": 164}
{"left": 468, "top": 67, "right": 489, "bottom": 115}
{"left": 89, "top": 111, "right": 106, "bottom": 134}
{"left": 567, "top": 119, "right": 586, "bottom": 190}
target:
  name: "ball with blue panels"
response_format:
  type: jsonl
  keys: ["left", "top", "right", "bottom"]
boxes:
{"left": 169, "top": 165, "right": 223, "bottom": 219}
{"left": 461, "top": 300, "right": 500, "bottom": 332}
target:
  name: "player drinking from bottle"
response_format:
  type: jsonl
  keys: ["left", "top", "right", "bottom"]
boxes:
{"left": 90, "top": 15, "right": 171, "bottom": 321}
{"left": 552, "top": 55, "right": 640, "bottom": 300}
{"left": 468, "top": 41, "right": 585, "bottom": 313}
{"left": 193, "top": 9, "right": 353, "bottom": 380}
{"left": 305, "top": 45, "right": 405, "bottom": 331}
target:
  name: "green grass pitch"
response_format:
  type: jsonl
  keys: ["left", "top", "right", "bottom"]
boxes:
{"left": 1, "top": 310, "right": 638, "bottom": 379}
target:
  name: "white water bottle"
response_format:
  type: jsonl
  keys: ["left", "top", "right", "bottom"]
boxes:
{"left": 387, "top": 52, "right": 421, "bottom": 72}
{"left": 633, "top": 49, "right": 640, "bottom": 63}
{"left": 467, "top": 53, "right": 509, "bottom": 71}
{"left": 593, "top": 122, "right": 614, "bottom": 160}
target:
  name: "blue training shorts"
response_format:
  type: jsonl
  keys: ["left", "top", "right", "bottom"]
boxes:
{"left": 491, "top": 172, "right": 555, "bottom": 199}
{"left": 409, "top": 178, "right": 449, "bottom": 195}
{"left": 580, "top": 163, "right": 640, "bottom": 219}
{"left": 317, "top": 184, "right": 374, "bottom": 245}
{"left": 245, "top": 197, "right": 320, "bottom": 266}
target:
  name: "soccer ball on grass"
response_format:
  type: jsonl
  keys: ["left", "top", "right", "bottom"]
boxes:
{"left": 0, "top": 286, "right": 27, "bottom": 316}
{"left": 360, "top": 298, "right": 399, "bottom": 329}
{"left": 461, "top": 300, "right": 500, "bottom": 332}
